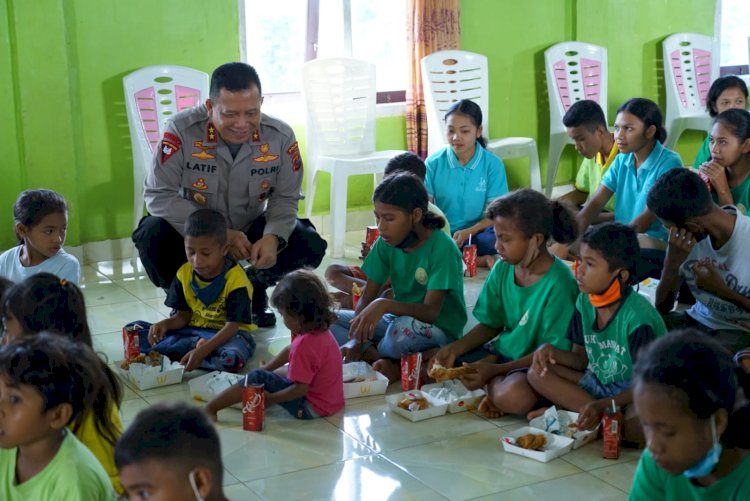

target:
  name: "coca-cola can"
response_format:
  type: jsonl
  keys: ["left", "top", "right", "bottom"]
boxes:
{"left": 242, "top": 383, "right": 265, "bottom": 432}
{"left": 401, "top": 352, "right": 423, "bottom": 391}
{"left": 122, "top": 324, "right": 140, "bottom": 359}
{"left": 698, "top": 170, "right": 713, "bottom": 192}
{"left": 463, "top": 245, "right": 478, "bottom": 277}
{"left": 364, "top": 226, "right": 380, "bottom": 254}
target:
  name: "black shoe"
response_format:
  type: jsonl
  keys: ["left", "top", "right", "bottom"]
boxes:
{"left": 252, "top": 305, "right": 277, "bottom": 327}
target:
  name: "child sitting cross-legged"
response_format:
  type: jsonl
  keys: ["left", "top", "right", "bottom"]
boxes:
{"left": 0, "top": 333, "right": 116, "bottom": 500}
{"left": 129, "top": 208, "right": 257, "bottom": 372}
{"left": 206, "top": 269, "right": 344, "bottom": 421}
{"left": 115, "top": 402, "right": 227, "bottom": 501}
{"left": 527, "top": 222, "right": 667, "bottom": 444}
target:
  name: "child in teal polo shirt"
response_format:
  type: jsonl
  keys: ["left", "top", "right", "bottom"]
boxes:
{"left": 425, "top": 99, "right": 508, "bottom": 268}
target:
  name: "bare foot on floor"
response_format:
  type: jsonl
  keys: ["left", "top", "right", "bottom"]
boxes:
{"left": 478, "top": 396, "right": 504, "bottom": 418}
{"left": 373, "top": 358, "right": 401, "bottom": 383}
{"left": 526, "top": 407, "right": 548, "bottom": 420}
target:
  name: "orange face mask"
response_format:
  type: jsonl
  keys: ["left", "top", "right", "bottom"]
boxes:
{"left": 588, "top": 277, "right": 622, "bottom": 308}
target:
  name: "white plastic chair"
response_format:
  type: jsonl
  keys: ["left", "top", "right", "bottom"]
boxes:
{"left": 662, "top": 33, "right": 719, "bottom": 150}
{"left": 421, "top": 50, "right": 542, "bottom": 192}
{"left": 301, "top": 57, "right": 406, "bottom": 258}
{"left": 123, "top": 65, "right": 209, "bottom": 231}
{"left": 544, "top": 42, "right": 608, "bottom": 196}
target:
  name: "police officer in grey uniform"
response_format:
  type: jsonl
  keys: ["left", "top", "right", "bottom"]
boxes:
{"left": 132, "top": 62, "right": 327, "bottom": 327}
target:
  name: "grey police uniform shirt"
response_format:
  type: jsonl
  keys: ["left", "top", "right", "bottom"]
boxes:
{"left": 144, "top": 104, "right": 303, "bottom": 241}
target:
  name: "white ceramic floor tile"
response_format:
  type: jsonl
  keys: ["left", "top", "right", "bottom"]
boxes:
{"left": 80, "top": 264, "right": 112, "bottom": 284}
{"left": 222, "top": 418, "right": 376, "bottom": 483}
{"left": 559, "top": 440, "right": 642, "bottom": 472}
{"left": 325, "top": 399, "right": 497, "bottom": 453}
{"left": 91, "top": 258, "right": 148, "bottom": 280}
{"left": 88, "top": 300, "right": 167, "bottom": 335}
{"left": 383, "top": 429, "right": 582, "bottom": 500}
{"left": 114, "top": 276, "right": 167, "bottom": 301}
{"left": 588, "top": 461, "right": 638, "bottom": 494}
{"left": 224, "top": 483, "right": 263, "bottom": 500}
{"left": 471, "top": 472, "right": 628, "bottom": 500}
{"left": 244, "top": 455, "right": 446, "bottom": 501}
{"left": 81, "top": 280, "right": 140, "bottom": 306}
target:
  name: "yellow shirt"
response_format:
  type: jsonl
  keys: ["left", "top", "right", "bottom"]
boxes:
{"left": 575, "top": 141, "right": 619, "bottom": 212}
{"left": 72, "top": 405, "right": 124, "bottom": 494}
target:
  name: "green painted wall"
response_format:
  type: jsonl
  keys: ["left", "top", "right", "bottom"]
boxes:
{"left": 461, "top": 0, "right": 716, "bottom": 190}
{"left": 1, "top": 0, "right": 715, "bottom": 247}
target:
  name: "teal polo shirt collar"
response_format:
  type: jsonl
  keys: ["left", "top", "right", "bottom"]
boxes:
{"left": 623, "top": 140, "right": 667, "bottom": 173}
{"left": 447, "top": 141, "right": 484, "bottom": 171}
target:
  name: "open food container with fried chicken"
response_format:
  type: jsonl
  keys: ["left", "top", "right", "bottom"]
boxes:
{"left": 500, "top": 426, "right": 575, "bottom": 463}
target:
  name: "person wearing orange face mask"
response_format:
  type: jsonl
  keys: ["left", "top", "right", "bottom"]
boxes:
{"left": 133, "top": 62, "right": 327, "bottom": 328}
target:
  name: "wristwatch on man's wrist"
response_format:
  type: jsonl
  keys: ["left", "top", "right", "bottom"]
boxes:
{"left": 271, "top": 234, "right": 287, "bottom": 251}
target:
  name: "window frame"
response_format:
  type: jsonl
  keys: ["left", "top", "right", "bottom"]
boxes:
{"left": 240, "top": 0, "right": 406, "bottom": 105}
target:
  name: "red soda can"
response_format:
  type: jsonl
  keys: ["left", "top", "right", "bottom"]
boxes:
{"left": 698, "top": 170, "right": 713, "bottom": 192}
{"left": 122, "top": 324, "right": 141, "bottom": 359}
{"left": 602, "top": 405, "right": 622, "bottom": 459}
{"left": 463, "top": 245, "right": 478, "bottom": 277}
{"left": 362, "top": 226, "right": 380, "bottom": 259}
{"left": 401, "top": 352, "right": 424, "bottom": 391}
{"left": 242, "top": 383, "right": 265, "bottom": 432}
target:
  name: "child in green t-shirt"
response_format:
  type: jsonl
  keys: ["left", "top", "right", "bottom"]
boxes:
{"left": 0, "top": 333, "right": 116, "bottom": 500}
{"left": 431, "top": 189, "right": 579, "bottom": 418}
{"left": 696, "top": 108, "right": 750, "bottom": 215}
{"left": 628, "top": 330, "right": 750, "bottom": 500}
{"left": 329, "top": 173, "right": 467, "bottom": 382}
{"left": 528, "top": 222, "right": 666, "bottom": 443}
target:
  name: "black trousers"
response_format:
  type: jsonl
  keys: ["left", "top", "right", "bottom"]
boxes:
{"left": 132, "top": 215, "right": 327, "bottom": 293}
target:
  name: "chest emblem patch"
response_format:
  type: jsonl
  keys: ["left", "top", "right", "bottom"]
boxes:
{"left": 254, "top": 143, "right": 279, "bottom": 163}
{"left": 192, "top": 140, "right": 216, "bottom": 160}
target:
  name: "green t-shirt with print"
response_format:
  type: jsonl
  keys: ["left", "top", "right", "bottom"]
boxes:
{"left": 629, "top": 448, "right": 750, "bottom": 500}
{"left": 575, "top": 289, "right": 667, "bottom": 384}
{"left": 362, "top": 229, "right": 467, "bottom": 339}
{"left": 472, "top": 257, "right": 578, "bottom": 360}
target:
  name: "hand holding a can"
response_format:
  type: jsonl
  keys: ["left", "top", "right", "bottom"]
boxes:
{"left": 699, "top": 160, "right": 729, "bottom": 197}
{"left": 452, "top": 229, "right": 472, "bottom": 248}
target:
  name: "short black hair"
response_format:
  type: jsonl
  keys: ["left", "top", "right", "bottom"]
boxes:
{"left": 373, "top": 172, "right": 445, "bottom": 231}
{"left": 209, "top": 62, "right": 262, "bottom": 101}
{"left": 115, "top": 402, "right": 224, "bottom": 480}
{"left": 0, "top": 333, "right": 103, "bottom": 426}
{"left": 633, "top": 329, "right": 750, "bottom": 448}
{"left": 184, "top": 209, "right": 227, "bottom": 244}
{"left": 486, "top": 189, "right": 579, "bottom": 244}
{"left": 562, "top": 99, "right": 608, "bottom": 132}
{"left": 706, "top": 75, "right": 749, "bottom": 117}
{"left": 617, "top": 98, "right": 667, "bottom": 144}
{"left": 270, "top": 269, "right": 337, "bottom": 332}
{"left": 13, "top": 189, "right": 67, "bottom": 243}
{"left": 384, "top": 152, "right": 426, "bottom": 181}
{"left": 646, "top": 169, "right": 713, "bottom": 225}
{"left": 581, "top": 222, "right": 639, "bottom": 285}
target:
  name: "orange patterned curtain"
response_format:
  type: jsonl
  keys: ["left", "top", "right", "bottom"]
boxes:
{"left": 406, "top": 0, "right": 460, "bottom": 159}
